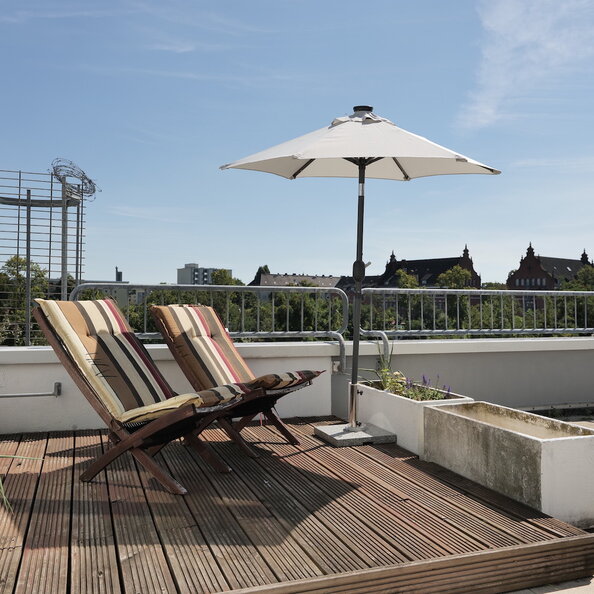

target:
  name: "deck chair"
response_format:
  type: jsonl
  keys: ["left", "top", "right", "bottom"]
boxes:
{"left": 33, "top": 298, "right": 265, "bottom": 495}
{"left": 151, "top": 304, "right": 324, "bottom": 446}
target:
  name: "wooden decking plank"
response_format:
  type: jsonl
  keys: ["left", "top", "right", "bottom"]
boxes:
{"left": 311, "top": 437, "right": 538, "bottom": 549}
{"left": 353, "top": 441, "right": 563, "bottom": 545}
{"left": 0, "top": 433, "right": 46, "bottom": 594}
{"left": 228, "top": 534, "right": 594, "bottom": 594}
{"left": 71, "top": 430, "right": 121, "bottom": 594}
{"left": 295, "top": 416, "right": 582, "bottom": 546}
{"left": 296, "top": 443, "right": 486, "bottom": 554}
{"left": 207, "top": 427, "right": 370, "bottom": 575}
{"left": 237, "top": 427, "right": 407, "bottom": 567}
{"left": 270, "top": 422, "right": 493, "bottom": 556}
{"left": 185, "top": 435, "right": 325, "bottom": 584}
{"left": 368, "top": 437, "right": 581, "bottom": 538}
{"left": 14, "top": 432, "right": 73, "bottom": 594}
{"left": 134, "top": 442, "right": 232, "bottom": 594}
{"left": 161, "top": 440, "right": 278, "bottom": 590}
{"left": 242, "top": 424, "right": 451, "bottom": 562}
{"left": 0, "top": 434, "right": 21, "bottom": 473}
{"left": 418, "top": 458, "right": 585, "bottom": 536}
{"left": 105, "top": 443, "right": 178, "bottom": 594}
{"left": 240, "top": 425, "right": 422, "bottom": 563}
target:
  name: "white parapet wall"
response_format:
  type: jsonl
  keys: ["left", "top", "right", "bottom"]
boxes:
{"left": 0, "top": 342, "right": 335, "bottom": 433}
{"left": 355, "top": 336, "right": 594, "bottom": 413}
{"left": 2, "top": 336, "right": 594, "bottom": 433}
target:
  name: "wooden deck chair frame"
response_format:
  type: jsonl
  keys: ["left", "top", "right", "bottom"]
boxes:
{"left": 33, "top": 303, "right": 263, "bottom": 495}
{"left": 151, "top": 304, "right": 324, "bottom": 447}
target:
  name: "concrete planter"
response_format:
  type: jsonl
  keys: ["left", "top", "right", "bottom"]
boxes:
{"left": 356, "top": 383, "right": 473, "bottom": 456}
{"left": 424, "top": 402, "right": 594, "bottom": 527}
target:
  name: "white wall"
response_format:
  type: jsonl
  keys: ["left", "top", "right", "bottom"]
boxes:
{"left": 356, "top": 337, "right": 594, "bottom": 411}
{"left": 2, "top": 337, "right": 594, "bottom": 433}
{"left": 0, "top": 343, "right": 335, "bottom": 433}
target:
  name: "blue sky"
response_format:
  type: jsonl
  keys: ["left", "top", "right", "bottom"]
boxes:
{"left": 2, "top": 0, "right": 594, "bottom": 285}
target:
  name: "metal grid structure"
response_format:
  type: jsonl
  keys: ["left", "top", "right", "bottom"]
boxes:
{"left": 0, "top": 161, "right": 96, "bottom": 345}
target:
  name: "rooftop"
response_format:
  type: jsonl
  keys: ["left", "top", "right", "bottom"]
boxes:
{"left": 1, "top": 417, "right": 593, "bottom": 593}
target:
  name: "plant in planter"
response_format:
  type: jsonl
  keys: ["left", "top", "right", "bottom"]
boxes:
{"left": 357, "top": 349, "right": 473, "bottom": 455}
{"left": 363, "top": 351, "right": 450, "bottom": 401}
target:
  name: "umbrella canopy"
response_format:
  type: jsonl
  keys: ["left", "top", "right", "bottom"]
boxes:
{"left": 221, "top": 106, "right": 500, "bottom": 180}
{"left": 221, "top": 106, "right": 500, "bottom": 431}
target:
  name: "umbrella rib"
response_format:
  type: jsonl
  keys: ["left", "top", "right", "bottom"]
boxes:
{"left": 290, "top": 159, "right": 315, "bottom": 179}
{"left": 392, "top": 157, "right": 411, "bottom": 180}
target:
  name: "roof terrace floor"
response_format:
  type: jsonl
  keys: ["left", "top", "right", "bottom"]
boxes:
{"left": 1, "top": 417, "right": 593, "bottom": 593}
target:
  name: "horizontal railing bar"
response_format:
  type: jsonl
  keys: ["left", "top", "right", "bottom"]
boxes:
{"left": 385, "top": 328, "right": 594, "bottom": 336}
{"left": 0, "top": 382, "right": 62, "bottom": 398}
{"left": 363, "top": 287, "right": 594, "bottom": 298}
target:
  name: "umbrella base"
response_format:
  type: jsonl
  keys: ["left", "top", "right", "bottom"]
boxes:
{"left": 314, "top": 422, "right": 397, "bottom": 447}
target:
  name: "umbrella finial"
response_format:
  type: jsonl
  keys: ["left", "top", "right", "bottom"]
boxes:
{"left": 353, "top": 105, "right": 373, "bottom": 113}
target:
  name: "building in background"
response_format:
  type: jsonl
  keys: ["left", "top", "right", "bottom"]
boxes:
{"left": 249, "top": 269, "right": 341, "bottom": 287}
{"left": 337, "top": 246, "right": 481, "bottom": 293}
{"left": 177, "top": 263, "right": 232, "bottom": 285}
{"left": 507, "top": 244, "right": 592, "bottom": 290}
{"left": 248, "top": 246, "right": 480, "bottom": 291}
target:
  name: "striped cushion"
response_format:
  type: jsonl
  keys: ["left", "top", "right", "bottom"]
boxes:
{"left": 151, "top": 304, "right": 255, "bottom": 390}
{"left": 152, "top": 304, "right": 323, "bottom": 394}
{"left": 241, "top": 370, "right": 323, "bottom": 391}
{"left": 118, "top": 384, "right": 245, "bottom": 424}
{"left": 36, "top": 299, "right": 178, "bottom": 418}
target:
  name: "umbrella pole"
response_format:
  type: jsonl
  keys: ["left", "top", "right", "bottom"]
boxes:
{"left": 348, "top": 160, "right": 367, "bottom": 428}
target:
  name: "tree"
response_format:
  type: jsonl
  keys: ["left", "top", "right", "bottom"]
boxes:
{"left": 482, "top": 282, "right": 506, "bottom": 290}
{"left": 211, "top": 269, "right": 245, "bottom": 286}
{"left": 436, "top": 265, "right": 473, "bottom": 289}
{"left": 393, "top": 269, "right": 419, "bottom": 288}
{"left": 0, "top": 256, "right": 49, "bottom": 345}
{"left": 561, "top": 266, "right": 594, "bottom": 291}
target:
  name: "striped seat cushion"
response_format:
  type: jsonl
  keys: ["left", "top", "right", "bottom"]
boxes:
{"left": 118, "top": 384, "right": 246, "bottom": 424}
{"left": 152, "top": 304, "right": 323, "bottom": 393}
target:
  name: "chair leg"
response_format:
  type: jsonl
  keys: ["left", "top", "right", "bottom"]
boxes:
{"left": 183, "top": 433, "right": 231, "bottom": 473}
{"left": 81, "top": 439, "right": 187, "bottom": 495}
{"left": 80, "top": 436, "right": 134, "bottom": 482}
{"left": 233, "top": 415, "right": 255, "bottom": 432}
{"left": 263, "top": 409, "right": 300, "bottom": 445}
{"left": 130, "top": 448, "right": 187, "bottom": 495}
{"left": 218, "top": 417, "right": 259, "bottom": 459}
{"left": 146, "top": 443, "right": 167, "bottom": 457}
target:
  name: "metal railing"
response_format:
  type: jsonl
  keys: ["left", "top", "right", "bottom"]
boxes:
{"left": 362, "top": 287, "right": 594, "bottom": 337}
{"left": 0, "top": 168, "right": 87, "bottom": 346}
{"left": 12, "top": 282, "right": 594, "bottom": 366}
{"left": 69, "top": 283, "right": 349, "bottom": 370}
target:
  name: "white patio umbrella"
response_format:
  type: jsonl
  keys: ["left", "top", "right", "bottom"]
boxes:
{"left": 221, "top": 106, "right": 500, "bottom": 429}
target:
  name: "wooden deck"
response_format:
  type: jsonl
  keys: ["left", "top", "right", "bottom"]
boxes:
{"left": 1, "top": 417, "right": 593, "bottom": 593}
